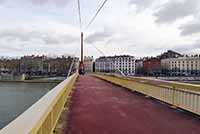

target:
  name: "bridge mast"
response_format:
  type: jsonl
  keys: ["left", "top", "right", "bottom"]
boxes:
{"left": 79, "top": 32, "right": 85, "bottom": 74}
{"left": 81, "top": 32, "right": 83, "bottom": 63}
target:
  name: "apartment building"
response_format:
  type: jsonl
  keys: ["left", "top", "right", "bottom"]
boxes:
{"left": 143, "top": 58, "right": 161, "bottom": 76}
{"left": 95, "top": 55, "right": 136, "bottom": 75}
{"left": 84, "top": 56, "right": 94, "bottom": 73}
{"left": 161, "top": 56, "right": 200, "bottom": 76}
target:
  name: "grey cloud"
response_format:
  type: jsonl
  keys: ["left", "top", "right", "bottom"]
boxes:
{"left": 85, "top": 29, "right": 113, "bottom": 44}
{"left": 0, "top": 28, "right": 31, "bottom": 41}
{"left": 0, "top": 0, "right": 72, "bottom": 7}
{"left": 138, "top": 40, "right": 200, "bottom": 55}
{"left": 0, "top": 44, "right": 21, "bottom": 51}
{"left": 154, "top": 0, "right": 200, "bottom": 24}
{"left": 61, "top": 35, "right": 78, "bottom": 44}
{"left": 42, "top": 35, "right": 60, "bottom": 44}
{"left": 129, "top": 0, "right": 155, "bottom": 10}
{"left": 30, "top": 0, "right": 72, "bottom": 7}
{"left": 179, "top": 20, "right": 200, "bottom": 36}
{"left": 0, "top": 27, "right": 77, "bottom": 45}
{"left": 168, "top": 41, "right": 200, "bottom": 53}
{"left": 106, "top": 35, "right": 133, "bottom": 45}
{"left": 42, "top": 34, "right": 78, "bottom": 44}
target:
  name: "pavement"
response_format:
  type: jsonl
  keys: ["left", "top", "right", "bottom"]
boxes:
{"left": 63, "top": 75, "right": 200, "bottom": 134}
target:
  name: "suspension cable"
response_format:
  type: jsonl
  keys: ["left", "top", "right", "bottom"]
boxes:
{"left": 77, "top": 0, "right": 82, "bottom": 30}
{"left": 85, "top": 0, "right": 108, "bottom": 31}
{"left": 67, "top": 46, "right": 79, "bottom": 77}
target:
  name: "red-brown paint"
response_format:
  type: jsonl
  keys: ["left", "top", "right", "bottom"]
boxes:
{"left": 63, "top": 75, "right": 200, "bottom": 134}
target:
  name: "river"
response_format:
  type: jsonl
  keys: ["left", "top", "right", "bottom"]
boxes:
{"left": 0, "top": 82, "right": 58, "bottom": 129}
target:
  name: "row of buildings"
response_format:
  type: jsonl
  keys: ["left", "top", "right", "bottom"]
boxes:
{"left": 0, "top": 55, "right": 78, "bottom": 77}
{"left": 84, "top": 50, "right": 200, "bottom": 76}
{"left": 136, "top": 51, "right": 200, "bottom": 76}
{"left": 3, "top": 50, "right": 199, "bottom": 77}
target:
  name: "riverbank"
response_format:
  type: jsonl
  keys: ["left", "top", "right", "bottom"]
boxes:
{"left": 0, "top": 76, "right": 67, "bottom": 83}
{"left": 135, "top": 76, "right": 200, "bottom": 85}
{"left": 156, "top": 76, "right": 200, "bottom": 81}
{"left": 153, "top": 77, "right": 200, "bottom": 85}
{"left": 178, "top": 81, "right": 200, "bottom": 85}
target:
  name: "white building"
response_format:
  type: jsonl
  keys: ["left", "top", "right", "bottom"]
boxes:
{"left": 84, "top": 56, "right": 94, "bottom": 73}
{"left": 95, "top": 55, "right": 136, "bottom": 75}
{"left": 161, "top": 56, "right": 200, "bottom": 76}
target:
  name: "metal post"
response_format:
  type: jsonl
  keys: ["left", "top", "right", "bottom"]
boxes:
{"left": 79, "top": 32, "right": 85, "bottom": 75}
{"left": 81, "top": 32, "right": 83, "bottom": 63}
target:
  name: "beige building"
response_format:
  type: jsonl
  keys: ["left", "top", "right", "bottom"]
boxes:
{"left": 84, "top": 56, "right": 94, "bottom": 73}
{"left": 161, "top": 56, "right": 200, "bottom": 76}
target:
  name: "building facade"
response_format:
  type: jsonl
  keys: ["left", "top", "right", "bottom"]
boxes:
{"left": 0, "top": 59, "right": 20, "bottom": 74}
{"left": 161, "top": 56, "right": 200, "bottom": 76}
{"left": 135, "top": 59, "right": 144, "bottom": 75}
{"left": 84, "top": 56, "right": 94, "bottom": 73}
{"left": 20, "top": 55, "right": 47, "bottom": 74}
{"left": 143, "top": 58, "right": 161, "bottom": 76}
{"left": 0, "top": 55, "right": 78, "bottom": 77}
{"left": 95, "top": 55, "right": 136, "bottom": 75}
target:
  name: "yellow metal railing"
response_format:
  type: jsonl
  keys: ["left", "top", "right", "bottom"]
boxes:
{"left": 91, "top": 73, "right": 200, "bottom": 116}
{"left": 0, "top": 73, "right": 78, "bottom": 134}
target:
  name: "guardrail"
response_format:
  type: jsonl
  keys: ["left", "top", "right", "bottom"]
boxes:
{"left": 0, "top": 73, "right": 78, "bottom": 134}
{"left": 91, "top": 73, "right": 200, "bottom": 116}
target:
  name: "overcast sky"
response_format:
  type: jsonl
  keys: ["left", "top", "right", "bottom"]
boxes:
{"left": 0, "top": 0, "right": 199, "bottom": 58}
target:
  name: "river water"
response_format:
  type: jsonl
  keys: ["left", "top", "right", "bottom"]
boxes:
{"left": 0, "top": 82, "right": 58, "bottom": 129}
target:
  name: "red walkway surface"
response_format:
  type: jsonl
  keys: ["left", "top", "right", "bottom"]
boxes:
{"left": 63, "top": 75, "right": 200, "bottom": 134}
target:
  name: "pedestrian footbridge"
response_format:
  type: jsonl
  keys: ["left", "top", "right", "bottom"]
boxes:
{"left": 0, "top": 72, "right": 200, "bottom": 134}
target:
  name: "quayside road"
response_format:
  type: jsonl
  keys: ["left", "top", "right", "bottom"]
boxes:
{"left": 63, "top": 75, "right": 200, "bottom": 134}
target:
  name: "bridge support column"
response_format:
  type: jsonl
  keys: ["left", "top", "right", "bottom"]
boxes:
{"left": 79, "top": 32, "right": 85, "bottom": 75}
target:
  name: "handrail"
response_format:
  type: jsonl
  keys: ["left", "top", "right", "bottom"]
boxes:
{"left": 0, "top": 73, "right": 78, "bottom": 134}
{"left": 91, "top": 73, "right": 200, "bottom": 116}
{"left": 128, "top": 76, "right": 200, "bottom": 91}
{"left": 99, "top": 73, "right": 200, "bottom": 91}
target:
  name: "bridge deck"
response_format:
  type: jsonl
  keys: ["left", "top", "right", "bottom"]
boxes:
{"left": 63, "top": 75, "right": 200, "bottom": 134}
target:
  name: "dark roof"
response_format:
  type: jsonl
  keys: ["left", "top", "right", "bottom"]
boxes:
{"left": 96, "top": 55, "right": 135, "bottom": 60}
